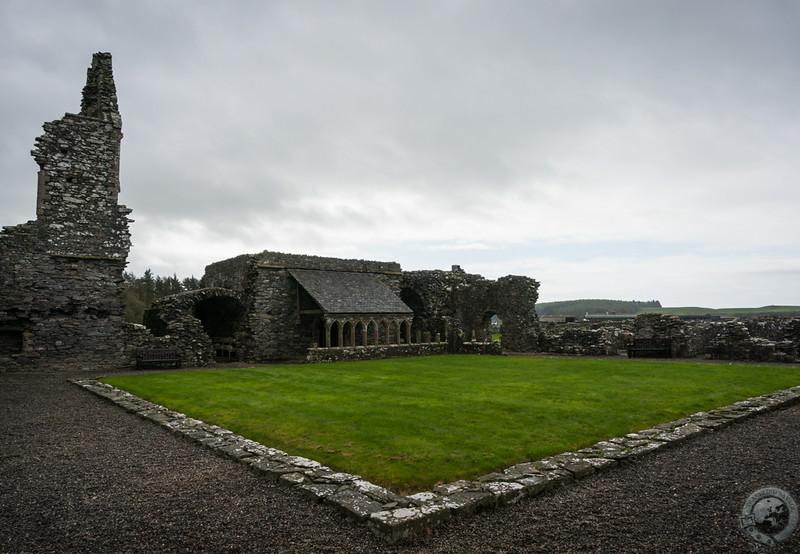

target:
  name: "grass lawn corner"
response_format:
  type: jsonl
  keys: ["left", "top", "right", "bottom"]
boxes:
{"left": 102, "top": 355, "right": 800, "bottom": 494}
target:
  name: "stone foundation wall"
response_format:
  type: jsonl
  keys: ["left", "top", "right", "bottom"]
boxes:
{"left": 537, "top": 321, "right": 634, "bottom": 356}
{"left": 458, "top": 340, "right": 504, "bottom": 356}
{"left": 535, "top": 314, "right": 800, "bottom": 363}
{"left": 306, "top": 342, "right": 450, "bottom": 363}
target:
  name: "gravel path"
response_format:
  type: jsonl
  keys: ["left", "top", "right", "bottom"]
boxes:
{"left": 2, "top": 368, "right": 799, "bottom": 553}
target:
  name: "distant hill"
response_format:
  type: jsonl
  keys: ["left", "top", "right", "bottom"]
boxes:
{"left": 640, "top": 306, "right": 800, "bottom": 317}
{"left": 536, "top": 299, "right": 661, "bottom": 317}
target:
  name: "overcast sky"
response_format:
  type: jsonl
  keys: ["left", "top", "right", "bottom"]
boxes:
{"left": 2, "top": 1, "right": 798, "bottom": 307}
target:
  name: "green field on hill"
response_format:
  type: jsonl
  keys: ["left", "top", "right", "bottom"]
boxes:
{"left": 102, "top": 355, "right": 800, "bottom": 494}
{"left": 640, "top": 305, "right": 800, "bottom": 316}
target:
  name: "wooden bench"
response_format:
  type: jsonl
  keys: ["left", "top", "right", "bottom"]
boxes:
{"left": 627, "top": 338, "right": 672, "bottom": 358}
{"left": 135, "top": 348, "right": 182, "bottom": 370}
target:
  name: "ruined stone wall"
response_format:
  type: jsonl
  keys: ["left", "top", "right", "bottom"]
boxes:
{"left": 0, "top": 53, "right": 133, "bottom": 371}
{"left": 537, "top": 320, "right": 634, "bottom": 356}
{"left": 306, "top": 342, "right": 449, "bottom": 363}
{"left": 142, "top": 288, "right": 247, "bottom": 367}
{"left": 535, "top": 314, "right": 800, "bottom": 363}
{"left": 198, "top": 251, "right": 407, "bottom": 362}
{"left": 400, "top": 266, "right": 540, "bottom": 352}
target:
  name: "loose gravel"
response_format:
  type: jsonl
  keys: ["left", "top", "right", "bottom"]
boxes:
{"left": 2, "top": 368, "right": 799, "bottom": 553}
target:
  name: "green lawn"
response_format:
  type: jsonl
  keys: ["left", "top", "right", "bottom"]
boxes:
{"left": 102, "top": 355, "right": 800, "bottom": 494}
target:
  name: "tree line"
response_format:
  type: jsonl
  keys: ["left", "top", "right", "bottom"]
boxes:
{"left": 122, "top": 270, "right": 201, "bottom": 324}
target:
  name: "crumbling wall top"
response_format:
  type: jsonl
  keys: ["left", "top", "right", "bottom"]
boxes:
{"left": 79, "top": 52, "right": 122, "bottom": 128}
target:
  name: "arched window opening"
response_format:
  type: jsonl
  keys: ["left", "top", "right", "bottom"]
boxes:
{"left": 400, "top": 319, "right": 411, "bottom": 344}
{"left": 480, "top": 311, "right": 502, "bottom": 343}
{"left": 355, "top": 321, "right": 366, "bottom": 346}
{"left": 367, "top": 320, "right": 378, "bottom": 346}
{"left": 329, "top": 320, "right": 341, "bottom": 348}
{"left": 343, "top": 321, "right": 355, "bottom": 347}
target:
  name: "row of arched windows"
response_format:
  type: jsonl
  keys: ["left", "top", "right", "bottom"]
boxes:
{"left": 316, "top": 317, "right": 412, "bottom": 348}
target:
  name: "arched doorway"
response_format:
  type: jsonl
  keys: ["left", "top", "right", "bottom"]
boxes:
{"left": 400, "top": 287, "right": 425, "bottom": 339}
{"left": 193, "top": 296, "right": 246, "bottom": 360}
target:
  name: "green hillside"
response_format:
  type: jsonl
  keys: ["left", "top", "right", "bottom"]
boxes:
{"left": 537, "top": 299, "right": 661, "bottom": 317}
{"left": 640, "top": 305, "right": 800, "bottom": 317}
{"left": 538, "top": 301, "right": 800, "bottom": 318}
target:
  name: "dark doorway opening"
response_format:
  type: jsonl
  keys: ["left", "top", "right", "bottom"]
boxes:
{"left": 0, "top": 328, "right": 23, "bottom": 354}
{"left": 193, "top": 296, "right": 245, "bottom": 361}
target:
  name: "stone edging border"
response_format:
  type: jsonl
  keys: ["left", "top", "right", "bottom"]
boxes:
{"left": 71, "top": 378, "right": 800, "bottom": 543}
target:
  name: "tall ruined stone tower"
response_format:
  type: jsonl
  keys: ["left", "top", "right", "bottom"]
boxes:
{"left": 33, "top": 52, "right": 131, "bottom": 259}
{"left": 0, "top": 53, "right": 132, "bottom": 371}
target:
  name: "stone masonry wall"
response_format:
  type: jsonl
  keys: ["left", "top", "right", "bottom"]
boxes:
{"left": 400, "top": 266, "right": 540, "bottom": 353}
{"left": 306, "top": 342, "right": 450, "bottom": 363}
{"left": 198, "top": 251, "right": 407, "bottom": 362}
{"left": 537, "top": 320, "right": 634, "bottom": 356}
{"left": 535, "top": 314, "right": 800, "bottom": 363}
{"left": 0, "top": 53, "right": 133, "bottom": 371}
{"left": 142, "top": 288, "right": 248, "bottom": 367}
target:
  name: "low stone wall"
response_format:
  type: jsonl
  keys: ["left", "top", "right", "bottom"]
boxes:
{"left": 535, "top": 315, "right": 800, "bottom": 363}
{"left": 458, "top": 340, "right": 504, "bottom": 356}
{"left": 306, "top": 342, "right": 449, "bottom": 363}
{"left": 537, "top": 321, "right": 634, "bottom": 356}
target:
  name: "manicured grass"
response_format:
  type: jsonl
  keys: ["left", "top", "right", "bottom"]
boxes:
{"left": 102, "top": 355, "right": 799, "bottom": 494}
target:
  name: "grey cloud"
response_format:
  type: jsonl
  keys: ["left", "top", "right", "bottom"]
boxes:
{"left": 2, "top": 1, "right": 799, "bottom": 305}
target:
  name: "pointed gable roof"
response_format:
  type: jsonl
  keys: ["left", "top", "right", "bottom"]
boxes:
{"left": 289, "top": 269, "right": 412, "bottom": 315}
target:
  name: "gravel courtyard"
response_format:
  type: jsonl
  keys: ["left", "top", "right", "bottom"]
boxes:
{"left": 2, "top": 367, "right": 799, "bottom": 553}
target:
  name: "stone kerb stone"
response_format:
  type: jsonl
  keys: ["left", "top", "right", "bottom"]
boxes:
{"left": 71, "top": 378, "right": 800, "bottom": 543}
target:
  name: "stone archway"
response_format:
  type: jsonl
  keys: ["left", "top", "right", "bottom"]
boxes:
{"left": 143, "top": 288, "right": 246, "bottom": 364}
{"left": 400, "top": 287, "right": 426, "bottom": 339}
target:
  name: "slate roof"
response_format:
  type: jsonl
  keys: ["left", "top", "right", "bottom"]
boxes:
{"left": 289, "top": 269, "right": 412, "bottom": 315}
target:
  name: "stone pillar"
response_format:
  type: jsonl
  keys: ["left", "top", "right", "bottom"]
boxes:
{"left": 324, "top": 322, "right": 332, "bottom": 348}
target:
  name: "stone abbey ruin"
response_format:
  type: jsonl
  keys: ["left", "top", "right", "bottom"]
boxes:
{"left": 1, "top": 53, "right": 799, "bottom": 371}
